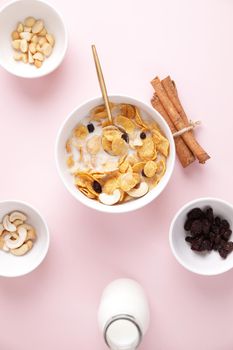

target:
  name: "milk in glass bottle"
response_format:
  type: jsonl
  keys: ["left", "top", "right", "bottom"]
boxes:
{"left": 98, "top": 279, "right": 150, "bottom": 350}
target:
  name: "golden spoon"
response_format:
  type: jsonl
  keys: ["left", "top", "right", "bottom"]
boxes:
{"left": 91, "top": 45, "right": 113, "bottom": 124}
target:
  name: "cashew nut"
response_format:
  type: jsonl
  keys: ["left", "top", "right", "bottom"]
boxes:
{"left": 3, "top": 215, "right": 16, "bottom": 232}
{"left": 18, "top": 224, "right": 36, "bottom": 241}
{"left": 5, "top": 226, "right": 27, "bottom": 249}
{"left": 127, "top": 182, "right": 149, "bottom": 198}
{"left": 9, "top": 211, "right": 27, "bottom": 223}
{"left": 13, "top": 219, "right": 24, "bottom": 227}
{"left": 11, "top": 240, "right": 33, "bottom": 256}
{"left": 0, "top": 224, "right": 4, "bottom": 236}
{"left": 0, "top": 231, "right": 10, "bottom": 251}
{"left": 99, "top": 189, "right": 121, "bottom": 205}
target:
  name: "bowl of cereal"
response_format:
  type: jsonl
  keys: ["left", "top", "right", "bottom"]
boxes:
{"left": 56, "top": 95, "right": 175, "bottom": 213}
{"left": 0, "top": 0, "right": 67, "bottom": 78}
{"left": 0, "top": 200, "right": 50, "bottom": 277}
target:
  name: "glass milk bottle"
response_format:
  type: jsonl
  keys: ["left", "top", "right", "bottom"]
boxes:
{"left": 98, "top": 278, "right": 150, "bottom": 350}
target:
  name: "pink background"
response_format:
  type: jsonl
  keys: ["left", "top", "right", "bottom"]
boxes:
{"left": 0, "top": 0, "right": 232, "bottom": 349}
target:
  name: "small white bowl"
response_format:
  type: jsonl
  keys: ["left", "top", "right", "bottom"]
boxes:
{"left": 56, "top": 95, "right": 175, "bottom": 214}
{"left": 169, "top": 197, "right": 233, "bottom": 276}
{"left": 0, "top": 200, "right": 50, "bottom": 277}
{"left": 0, "top": 0, "right": 68, "bottom": 78}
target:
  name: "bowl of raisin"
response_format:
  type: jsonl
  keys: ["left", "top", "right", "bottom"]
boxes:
{"left": 169, "top": 197, "right": 233, "bottom": 276}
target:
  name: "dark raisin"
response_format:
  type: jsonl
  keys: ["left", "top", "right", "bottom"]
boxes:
{"left": 92, "top": 180, "right": 102, "bottom": 194}
{"left": 141, "top": 170, "right": 146, "bottom": 177}
{"left": 224, "top": 241, "right": 233, "bottom": 253}
{"left": 121, "top": 133, "right": 129, "bottom": 143}
{"left": 222, "top": 229, "right": 232, "bottom": 241}
{"left": 219, "top": 227, "right": 227, "bottom": 235}
{"left": 214, "top": 234, "right": 221, "bottom": 244}
{"left": 202, "top": 218, "right": 211, "bottom": 235}
{"left": 184, "top": 219, "right": 193, "bottom": 231}
{"left": 205, "top": 207, "right": 214, "bottom": 223}
{"left": 187, "top": 208, "right": 204, "bottom": 220}
{"left": 214, "top": 216, "right": 221, "bottom": 226}
{"left": 185, "top": 236, "right": 194, "bottom": 243}
{"left": 211, "top": 225, "right": 220, "bottom": 235}
{"left": 87, "top": 123, "right": 95, "bottom": 133}
{"left": 201, "top": 240, "right": 212, "bottom": 251}
{"left": 209, "top": 232, "right": 216, "bottom": 242}
{"left": 219, "top": 248, "right": 228, "bottom": 259}
{"left": 140, "top": 132, "right": 146, "bottom": 140}
{"left": 191, "top": 242, "right": 201, "bottom": 251}
{"left": 221, "top": 219, "right": 230, "bottom": 230}
{"left": 190, "top": 220, "right": 203, "bottom": 236}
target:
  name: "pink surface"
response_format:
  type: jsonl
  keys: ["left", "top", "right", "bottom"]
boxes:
{"left": 0, "top": 0, "right": 232, "bottom": 349}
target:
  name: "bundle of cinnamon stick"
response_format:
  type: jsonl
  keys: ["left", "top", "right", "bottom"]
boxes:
{"left": 151, "top": 76, "right": 210, "bottom": 167}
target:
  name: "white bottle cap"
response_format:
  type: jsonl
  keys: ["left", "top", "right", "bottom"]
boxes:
{"left": 106, "top": 319, "right": 140, "bottom": 350}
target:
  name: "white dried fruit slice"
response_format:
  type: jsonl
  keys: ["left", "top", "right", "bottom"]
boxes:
{"left": 5, "top": 226, "right": 27, "bottom": 249}
{"left": 99, "top": 189, "right": 121, "bottom": 205}
{"left": 3, "top": 215, "right": 16, "bottom": 232}
{"left": 13, "top": 51, "right": 22, "bottom": 61}
{"left": 12, "top": 39, "right": 21, "bottom": 50}
{"left": 24, "top": 26, "right": 32, "bottom": 32}
{"left": 19, "top": 31, "right": 32, "bottom": 41}
{"left": 24, "top": 17, "right": 36, "bottom": 27}
{"left": 32, "top": 20, "right": 44, "bottom": 34}
{"left": 20, "top": 39, "right": 28, "bottom": 53}
{"left": 41, "top": 42, "right": 52, "bottom": 57}
{"left": 29, "top": 42, "right": 36, "bottom": 54}
{"left": 33, "top": 52, "right": 44, "bottom": 61}
{"left": 127, "top": 182, "right": 149, "bottom": 198}
{"left": 46, "top": 33, "right": 55, "bottom": 47}
{"left": 9, "top": 211, "right": 27, "bottom": 223}
{"left": 17, "top": 23, "right": 24, "bottom": 33}
{"left": 28, "top": 50, "right": 34, "bottom": 63}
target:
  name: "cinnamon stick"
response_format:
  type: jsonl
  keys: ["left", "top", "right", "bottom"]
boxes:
{"left": 151, "top": 77, "right": 210, "bottom": 164}
{"left": 151, "top": 94, "right": 195, "bottom": 167}
{"left": 161, "top": 76, "right": 189, "bottom": 126}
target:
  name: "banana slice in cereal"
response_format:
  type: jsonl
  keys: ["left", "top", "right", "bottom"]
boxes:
{"left": 99, "top": 189, "right": 121, "bottom": 205}
{"left": 127, "top": 182, "right": 149, "bottom": 198}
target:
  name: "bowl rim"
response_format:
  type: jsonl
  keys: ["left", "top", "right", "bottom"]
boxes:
{"left": 55, "top": 94, "right": 176, "bottom": 214}
{"left": 0, "top": 0, "right": 68, "bottom": 79}
{"left": 169, "top": 196, "right": 233, "bottom": 276}
{"left": 0, "top": 199, "right": 50, "bottom": 277}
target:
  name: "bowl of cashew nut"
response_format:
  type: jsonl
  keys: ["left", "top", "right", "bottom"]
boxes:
{"left": 0, "top": 200, "right": 49, "bottom": 277}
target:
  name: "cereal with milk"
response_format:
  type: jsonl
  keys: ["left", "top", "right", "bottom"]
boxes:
{"left": 65, "top": 103, "right": 169, "bottom": 205}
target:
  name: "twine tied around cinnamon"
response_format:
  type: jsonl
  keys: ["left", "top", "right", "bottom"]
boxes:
{"left": 172, "top": 120, "right": 201, "bottom": 138}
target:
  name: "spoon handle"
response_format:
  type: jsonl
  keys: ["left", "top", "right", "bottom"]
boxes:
{"left": 92, "top": 45, "right": 113, "bottom": 124}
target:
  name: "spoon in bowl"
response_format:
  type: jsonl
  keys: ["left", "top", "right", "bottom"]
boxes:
{"left": 92, "top": 45, "right": 113, "bottom": 124}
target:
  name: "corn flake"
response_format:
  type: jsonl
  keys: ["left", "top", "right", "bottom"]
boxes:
{"left": 103, "top": 176, "right": 120, "bottom": 194}
{"left": 115, "top": 115, "right": 136, "bottom": 133}
{"left": 132, "top": 162, "right": 146, "bottom": 173}
{"left": 120, "top": 104, "right": 136, "bottom": 118}
{"left": 111, "top": 137, "right": 128, "bottom": 156}
{"left": 86, "top": 135, "right": 101, "bottom": 155}
{"left": 137, "top": 136, "right": 155, "bottom": 160}
{"left": 144, "top": 161, "right": 157, "bottom": 178}
{"left": 66, "top": 155, "right": 74, "bottom": 168}
{"left": 120, "top": 172, "right": 137, "bottom": 192}
{"left": 74, "top": 124, "right": 88, "bottom": 140}
{"left": 102, "top": 136, "right": 112, "bottom": 154}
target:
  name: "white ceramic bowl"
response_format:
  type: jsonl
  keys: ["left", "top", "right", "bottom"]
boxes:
{"left": 56, "top": 95, "right": 175, "bottom": 213}
{"left": 0, "top": 200, "right": 50, "bottom": 277}
{"left": 0, "top": 0, "right": 68, "bottom": 78}
{"left": 169, "top": 197, "right": 233, "bottom": 276}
